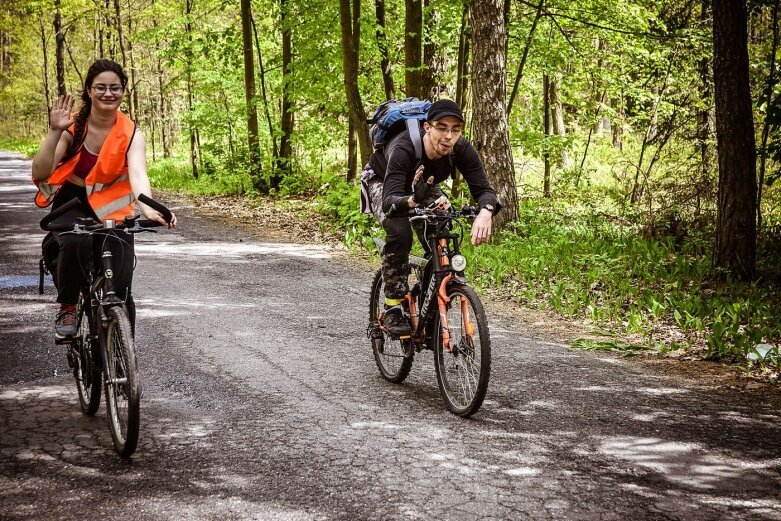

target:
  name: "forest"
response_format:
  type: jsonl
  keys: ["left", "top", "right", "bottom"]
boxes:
{"left": 0, "top": 0, "right": 779, "bottom": 376}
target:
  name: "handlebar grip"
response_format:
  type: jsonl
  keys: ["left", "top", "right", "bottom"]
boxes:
{"left": 138, "top": 193, "right": 173, "bottom": 223}
{"left": 136, "top": 219, "right": 164, "bottom": 228}
{"left": 39, "top": 197, "right": 81, "bottom": 231}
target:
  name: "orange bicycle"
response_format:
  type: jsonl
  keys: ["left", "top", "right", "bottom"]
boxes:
{"left": 368, "top": 206, "right": 491, "bottom": 417}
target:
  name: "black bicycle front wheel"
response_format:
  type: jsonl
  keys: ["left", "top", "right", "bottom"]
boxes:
{"left": 103, "top": 306, "right": 140, "bottom": 457}
{"left": 74, "top": 292, "right": 101, "bottom": 415}
{"left": 369, "top": 268, "right": 413, "bottom": 383}
{"left": 434, "top": 284, "right": 491, "bottom": 417}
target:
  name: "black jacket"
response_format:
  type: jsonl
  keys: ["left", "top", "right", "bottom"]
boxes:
{"left": 380, "top": 131, "right": 501, "bottom": 216}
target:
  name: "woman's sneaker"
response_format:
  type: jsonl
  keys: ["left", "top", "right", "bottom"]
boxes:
{"left": 382, "top": 304, "right": 411, "bottom": 337}
{"left": 54, "top": 304, "right": 77, "bottom": 339}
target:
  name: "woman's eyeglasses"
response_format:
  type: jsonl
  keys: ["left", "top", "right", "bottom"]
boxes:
{"left": 90, "top": 84, "right": 124, "bottom": 95}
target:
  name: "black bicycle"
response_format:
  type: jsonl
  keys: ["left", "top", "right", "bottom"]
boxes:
{"left": 368, "top": 206, "right": 491, "bottom": 417}
{"left": 39, "top": 194, "right": 172, "bottom": 457}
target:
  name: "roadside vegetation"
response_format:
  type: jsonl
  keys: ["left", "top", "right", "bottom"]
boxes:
{"left": 145, "top": 140, "right": 781, "bottom": 380}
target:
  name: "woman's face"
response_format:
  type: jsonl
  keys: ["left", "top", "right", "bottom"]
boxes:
{"left": 87, "top": 71, "right": 124, "bottom": 112}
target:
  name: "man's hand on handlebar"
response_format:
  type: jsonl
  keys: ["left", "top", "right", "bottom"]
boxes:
{"left": 471, "top": 208, "right": 493, "bottom": 246}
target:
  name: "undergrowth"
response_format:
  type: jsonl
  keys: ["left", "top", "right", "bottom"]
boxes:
{"left": 318, "top": 176, "right": 781, "bottom": 372}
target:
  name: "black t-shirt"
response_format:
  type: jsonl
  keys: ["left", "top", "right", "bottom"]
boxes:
{"left": 381, "top": 131, "right": 500, "bottom": 216}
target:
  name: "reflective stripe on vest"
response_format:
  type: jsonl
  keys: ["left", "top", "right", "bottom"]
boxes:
{"left": 85, "top": 174, "right": 129, "bottom": 195}
{"left": 93, "top": 192, "right": 135, "bottom": 220}
{"left": 37, "top": 181, "right": 60, "bottom": 200}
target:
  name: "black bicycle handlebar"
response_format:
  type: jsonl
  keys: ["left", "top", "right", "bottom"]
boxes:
{"left": 40, "top": 194, "right": 173, "bottom": 232}
{"left": 409, "top": 205, "right": 477, "bottom": 220}
{"left": 138, "top": 193, "right": 173, "bottom": 224}
{"left": 39, "top": 197, "right": 81, "bottom": 231}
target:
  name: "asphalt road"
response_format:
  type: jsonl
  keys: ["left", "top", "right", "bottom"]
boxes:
{"left": 1, "top": 150, "right": 780, "bottom": 520}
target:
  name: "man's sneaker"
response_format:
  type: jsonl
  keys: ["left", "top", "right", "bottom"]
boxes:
{"left": 55, "top": 305, "right": 77, "bottom": 339}
{"left": 382, "top": 304, "right": 411, "bottom": 337}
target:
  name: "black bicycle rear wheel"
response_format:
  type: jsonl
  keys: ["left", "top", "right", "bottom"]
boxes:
{"left": 74, "top": 292, "right": 101, "bottom": 415}
{"left": 103, "top": 306, "right": 140, "bottom": 457}
{"left": 369, "top": 268, "right": 413, "bottom": 383}
{"left": 434, "top": 284, "right": 491, "bottom": 417}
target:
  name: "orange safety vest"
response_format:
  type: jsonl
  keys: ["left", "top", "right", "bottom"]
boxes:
{"left": 34, "top": 111, "right": 137, "bottom": 222}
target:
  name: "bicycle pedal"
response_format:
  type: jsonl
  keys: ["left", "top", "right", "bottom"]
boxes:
{"left": 398, "top": 335, "right": 411, "bottom": 340}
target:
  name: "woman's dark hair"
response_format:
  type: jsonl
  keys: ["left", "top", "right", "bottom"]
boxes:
{"left": 66, "top": 59, "right": 128, "bottom": 158}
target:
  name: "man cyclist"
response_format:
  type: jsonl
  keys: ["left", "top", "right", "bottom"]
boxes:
{"left": 365, "top": 99, "right": 501, "bottom": 337}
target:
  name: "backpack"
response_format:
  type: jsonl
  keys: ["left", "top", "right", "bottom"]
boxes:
{"left": 368, "top": 97, "right": 431, "bottom": 165}
{"left": 360, "top": 98, "right": 432, "bottom": 215}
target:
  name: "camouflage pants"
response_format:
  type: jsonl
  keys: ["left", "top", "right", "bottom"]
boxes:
{"left": 361, "top": 165, "right": 443, "bottom": 300}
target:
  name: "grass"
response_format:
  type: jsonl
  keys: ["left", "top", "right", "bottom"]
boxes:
{"left": 0, "top": 138, "right": 39, "bottom": 157}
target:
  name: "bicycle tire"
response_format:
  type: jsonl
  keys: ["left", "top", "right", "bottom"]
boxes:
{"left": 74, "top": 292, "right": 101, "bottom": 415}
{"left": 103, "top": 306, "right": 140, "bottom": 457}
{"left": 369, "top": 268, "right": 413, "bottom": 383}
{"left": 434, "top": 284, "right": 491, "bottom": 417}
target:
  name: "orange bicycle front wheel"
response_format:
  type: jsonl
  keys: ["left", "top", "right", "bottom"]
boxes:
{"left": 434, "top": 284, "right": 491, "bottom": 417}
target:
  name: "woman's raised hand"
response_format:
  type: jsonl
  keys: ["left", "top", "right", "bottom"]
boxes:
{"left": 50, "top": 95, "right": 75, "bottom": 132}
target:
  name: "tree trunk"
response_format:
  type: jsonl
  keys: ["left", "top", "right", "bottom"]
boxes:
{"left": 185, "top": 0, "right": 198, "bottom": 179}
{"left": 339, "top": 0, "right": 372, "bottom": 165}
{"left": 548, "top": 75, "right": 570, "bottom": 168}
{"left": 404, "top": 0, "right": 423, "bottom": 98}
{"left": 251, "top": 17, "right": 280, "bottom": 173}
{"left": 39, "top": 10, "right": 51, "bottom": 129}
{"left": 612, "top": 94, "right": 623, "bottom": 150}
{"left": 275, "top": 0, "right": 292, "bottom": 187}
{"left": 758, "top": 0, "right": 780, "bottom": 229}
{"left": 153, "top": 19, "right": 171, "bottom": 158}
{"left": 455, "top": 4, "right": 471, "bottom": 111}
{"left": 54, "top": 0, "right": 65, "bottom": 96}
{"left": 453, "top": 4, "right": 472, "bottom": 200}
{"left": 507, "top": 0, "right": 543, "bottom": 117}
{"left": 241, "top": 0, "right": 262, "bottom": 186}
{"left": 471, "top": 0, "right": 518, "bottom": 228}
{"left": 127, "top": 16, "right": 140, "bottom": 120}
{"left": 696, "top": 0, "right": 713, "bottom": 214}
{"left": 347, "top": 120, "right": 357, "bottom": 182}
{"left": 543, "top": 73, "right": 551, "bottom": 197}
{"left": 374, "top": 0, "right": 395, "bottom": 100}
{"left": 422, "top": 0, "right": 442, "bottom": 98}
{"left": 112, "top": 0, "right": 128, "bottom": 70}
{"left": 712, "top": 0, "right": 757, "bottom": 281}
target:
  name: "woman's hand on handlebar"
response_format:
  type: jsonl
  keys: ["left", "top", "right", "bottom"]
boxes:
{"left": 144, "top": 209, "right": 177, "bottom": 228}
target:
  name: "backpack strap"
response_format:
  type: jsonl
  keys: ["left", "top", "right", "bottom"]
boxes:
{"left": 406, "top": 119, "right": 423, "bottom": 161}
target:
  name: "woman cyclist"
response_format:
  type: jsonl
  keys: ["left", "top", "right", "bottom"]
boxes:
{"left": 31, "top": 59, "right": 176, "bottom": 340}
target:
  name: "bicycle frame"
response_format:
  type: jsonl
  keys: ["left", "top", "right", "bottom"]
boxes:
{"left": 397, "top": 211, "right": 475, "bottom": 352}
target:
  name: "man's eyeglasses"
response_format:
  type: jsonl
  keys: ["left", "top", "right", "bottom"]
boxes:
{"left": 432, "top": 124, "right": 462, "bottom": 135}
{"left": 90, "top": 84, "right": 124, "bottom": 95}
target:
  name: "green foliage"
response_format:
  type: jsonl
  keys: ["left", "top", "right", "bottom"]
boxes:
{"left": 316, "top": 174, "right": 381, "bottom": 248}
{"left": 0, "top": 138, "right": 39, "bottom": 157}
{"left": 462, "top": 200, "right": 779, "bottom": 360}
{"left": 147, "top": 156, "right": 254, "bottom": 195}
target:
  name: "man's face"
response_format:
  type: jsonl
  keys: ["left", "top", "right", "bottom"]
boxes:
{"left": 425, "top": 116, "right": 463, "bottom": 158}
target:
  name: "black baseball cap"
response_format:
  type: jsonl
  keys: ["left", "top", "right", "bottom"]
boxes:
{"left": 427, "top": 99, "right": 464, "bottom": 123}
